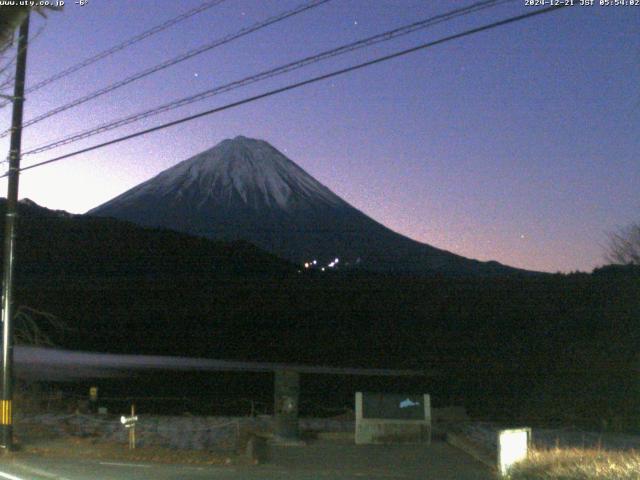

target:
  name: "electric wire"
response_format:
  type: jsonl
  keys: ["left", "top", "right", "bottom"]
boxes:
{"left": 0, "top": 0, "right": 333, "bottom": 137}
{"left": 24, "top": 0, "right": 514, "bottom": 156}
{"left": 0, "top": 21, "right": 47, "bottom": 94}
{"left": 0, "top": 0, "right": 227, "bottom": 108}
{"left": 4, "top": 4, "right": 569, "bottom": 178}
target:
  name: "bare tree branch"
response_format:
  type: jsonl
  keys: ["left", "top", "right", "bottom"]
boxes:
{"left": 14, "top": 305, "right": 71, "bottom": 347}
{"left": 605, "top": 223, "right": 640, "bottom": 265}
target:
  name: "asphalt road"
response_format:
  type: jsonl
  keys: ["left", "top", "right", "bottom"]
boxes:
{"left": 0, "top": 440, "right": 494, "bottom": 480}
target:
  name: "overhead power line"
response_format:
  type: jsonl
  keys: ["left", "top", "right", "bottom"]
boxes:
{"left": 0, "top": 0, "right": 226, "bottom": 108}
{"left": 0, "top": 0, "right": 333, "bottom": 137}
{"left": 7, "top": 5, "right": 569, "bottom": 178}
{"left": 24, "top": 0, "right": 513, "bottom": 156}
{"left": 0, "top": 21, "right": 47, "bottom": 94}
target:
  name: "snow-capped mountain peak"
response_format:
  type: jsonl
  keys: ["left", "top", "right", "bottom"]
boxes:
{"left": 89, "top": 136, "right": 524, "bottom": 276}
{"left": 117, "top": 136, "right": 344, "bottom": 211}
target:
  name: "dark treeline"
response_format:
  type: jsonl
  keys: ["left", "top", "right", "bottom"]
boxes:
{"left": 15, "top": 267, "right": 640, "bottom": 430}
{"left": 2, "top": 200, "right": 640, "bottom": 429}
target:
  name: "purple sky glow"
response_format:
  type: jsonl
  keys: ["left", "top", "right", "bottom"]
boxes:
{"left": 0, "top": 0, "right": 637, "bottom": 273}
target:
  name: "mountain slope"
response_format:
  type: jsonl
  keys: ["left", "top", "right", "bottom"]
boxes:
{"left": 1, "top": 198, "right": 294, "bottom": 281}
{"left": 89, "top": 136, "right": 526, "bottom": 276}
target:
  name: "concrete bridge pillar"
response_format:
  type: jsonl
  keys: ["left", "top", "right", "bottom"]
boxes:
{"left": 273, "top": 369, "right": 300, "bottom": 443}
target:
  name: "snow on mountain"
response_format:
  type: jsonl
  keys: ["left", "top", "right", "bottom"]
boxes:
{"left": 105, "top": 136, "right": 345, "bottom": 212}
{"left": 89, "top": 136, "right": 525, "bottom": 276}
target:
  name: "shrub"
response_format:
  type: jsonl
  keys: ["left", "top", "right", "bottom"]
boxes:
{"left": 508, "top": 448, "right": 640, "bottom": 480}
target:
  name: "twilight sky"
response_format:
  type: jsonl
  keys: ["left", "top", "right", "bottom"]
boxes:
{"left": 0, "top": 0, "right": 637, "bottom": 273}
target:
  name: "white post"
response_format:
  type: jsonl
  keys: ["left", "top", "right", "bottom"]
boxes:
{"left": 497, "top": 428, "right": 531, "bottom": 476}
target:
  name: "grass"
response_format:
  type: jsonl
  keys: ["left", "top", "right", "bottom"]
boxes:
{"left": 507, "top": 448, "right": 640, "bottom": 479}
{"left": 19, "top": 436, "right": 239, "bottom": 465}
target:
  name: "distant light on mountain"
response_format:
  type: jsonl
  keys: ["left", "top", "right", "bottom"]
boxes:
{"left": 88, "top": 136, "right": 528, "bottom": 276}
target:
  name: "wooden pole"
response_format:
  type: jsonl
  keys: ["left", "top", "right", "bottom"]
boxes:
{"left": 1, "top": 13, "right": 30, "bottom": 452}
{"left": 129, "top": 404, "right": 136, "bottom": 450}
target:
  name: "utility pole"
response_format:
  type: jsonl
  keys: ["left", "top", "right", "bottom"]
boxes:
{"left": 1, "top": 13, "right": 30, "bottom": 451}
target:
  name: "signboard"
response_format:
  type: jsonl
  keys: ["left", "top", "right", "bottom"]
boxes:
{"left": 120, "top": 415, "right": 138, "bottom": 428}
{"left": 362, "top": 393, "right": 426, "bottom": 420}
{"left": 355, "top": 392, "right": 431, "bottom": 445}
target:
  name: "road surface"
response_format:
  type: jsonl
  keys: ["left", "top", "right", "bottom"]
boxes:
{"left": 0, "top": 440, "right": 494, "bottom": 480}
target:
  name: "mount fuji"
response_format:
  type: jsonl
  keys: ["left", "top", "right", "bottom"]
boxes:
{"left": 88, "top": 136, "right": 523, "bottom": 276}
